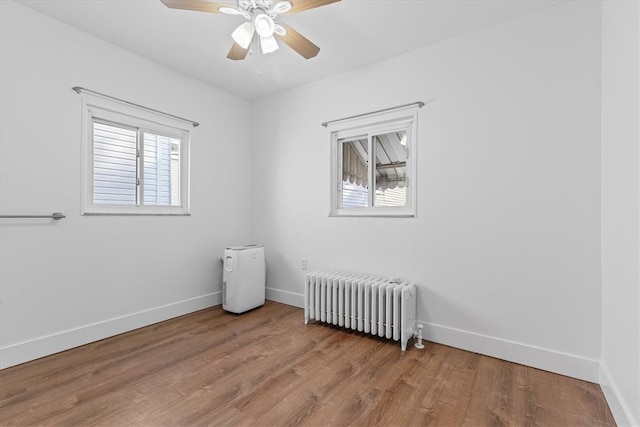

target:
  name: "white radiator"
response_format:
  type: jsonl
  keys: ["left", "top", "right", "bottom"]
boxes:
{"left": 304, "top": 271, "right": 417, "bottom": 351}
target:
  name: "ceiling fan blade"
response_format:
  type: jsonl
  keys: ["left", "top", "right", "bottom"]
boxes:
{"left": 286, "top": 0, "right": 340, "bottom": 15}
{"left": 227, "top": 42, "right": 250, "bottom": 60}
{"left": 160, "top": 0, "right": 228, "bottom": 13}
{"left": 275, "top": 23, "right": 320, "bottom": 59}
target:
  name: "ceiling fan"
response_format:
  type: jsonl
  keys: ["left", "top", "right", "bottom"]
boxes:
{"left": 160, "top": 0, "right": 340, "bottom": 60}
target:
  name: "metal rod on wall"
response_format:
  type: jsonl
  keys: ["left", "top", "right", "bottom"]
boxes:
{"left": 321, "top": 101, "right": 425, "bottom": 128}
{"left": 0, "top": 212, "right": 66, "bottom": 220}
{"left": 72, "top": 87, "right": 200, "bottom": 128}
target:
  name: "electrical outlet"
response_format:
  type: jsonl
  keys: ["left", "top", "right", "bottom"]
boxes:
{"left": 301, "top": 258, "right": 308, "bottom": 270}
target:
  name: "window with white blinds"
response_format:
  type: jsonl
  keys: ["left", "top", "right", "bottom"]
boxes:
{"left": 82, "top": 95, "right": 190, "bottom": 215}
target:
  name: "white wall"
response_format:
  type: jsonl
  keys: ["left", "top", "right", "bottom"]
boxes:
{"left": 251, "top": 1, "right": 603, "bottom": 382}
{"left": 0, "top": 1, "right": 252, "bottom": 368}
{"left": 4, "top": 5, "right": 637, "bottom": 421}
{"left": 600, "top": 1, "right": 640, "bottom": 426}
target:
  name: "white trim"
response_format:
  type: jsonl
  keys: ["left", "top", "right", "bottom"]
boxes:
{"left": 600, "top": 363, "right": 638, "bottom": 427}
{"left": 324, "top": 103, "right": 421, "bottom": 132}
{"left": 270, "top": 289, "right": 599, "bottom": 382}
{"left": 421, "top": 321, "right": 600, "bottom": 383}
{"left": 330, "top": 207, "right": 416, "bottom": 218}
{"left": 0, "top": 292, "right": 221, "bottom": 369}
{"left": 321, "top": 101, "right": 424, "bottom": 128}
{"left": 266, "top": 287, "right": 304, "bottom": 308}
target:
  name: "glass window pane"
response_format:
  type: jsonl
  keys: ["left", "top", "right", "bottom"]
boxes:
{"left": 170, "top": 142, "right": 181, "bottom": 206}
{"left": 92, "top": 121, "right": 137, "bottom": 205}
{"left": 374, "top": 130, "right": 407, "bottom": 207}
{"left": 341, "top": 138, "right": 368, "bottom": 208}
{"left": 143, "top": 132, "right": 181, "bottom": 206}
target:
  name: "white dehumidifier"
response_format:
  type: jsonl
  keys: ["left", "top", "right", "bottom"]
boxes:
{"left": 222, "top": 244, "right": 266, "bottom": 313}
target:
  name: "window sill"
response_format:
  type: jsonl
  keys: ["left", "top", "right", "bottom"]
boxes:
{"left": 330, "top": 208, "right": 415, "bottom": 218}
{"left": 83, "top": 212, "right": 191, "bottom": 217}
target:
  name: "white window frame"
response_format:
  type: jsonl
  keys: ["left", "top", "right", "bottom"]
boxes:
{"left": 81, "top": 93, "right": 191, "bottom": 215}
{"left": 329, "top": 105, "right": 419, "bottom": 217}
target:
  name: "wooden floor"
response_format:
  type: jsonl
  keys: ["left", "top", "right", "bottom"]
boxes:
{"left": 0, "top": 301, "right": 615, "bottom": 426}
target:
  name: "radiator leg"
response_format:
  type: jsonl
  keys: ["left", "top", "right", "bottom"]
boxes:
{"left": 415, "top": 324, "right": 425, "bottom": 349}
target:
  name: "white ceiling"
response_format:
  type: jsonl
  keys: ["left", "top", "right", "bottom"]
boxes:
{"left": 18, "top": 0, "right": 563, "bottom": 101}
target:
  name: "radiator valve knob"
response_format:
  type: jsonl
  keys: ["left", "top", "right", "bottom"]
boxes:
{"left": 415, "top": 324, "right": 425, "bottom": 349}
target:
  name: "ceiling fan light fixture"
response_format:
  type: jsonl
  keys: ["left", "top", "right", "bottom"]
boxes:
{"left": 231, "top": 21, "right": 255, "bottom": 49}
{"left": 254, "top": 13, "right": 275, "bottom": 38}
{"left": 272, "top": 1, "right": 293, "bottom": 14}
{"left": 260, "top": 35, "right": 279, "bottom": 54}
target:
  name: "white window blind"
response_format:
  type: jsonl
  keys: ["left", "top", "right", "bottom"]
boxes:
{"left": 91, "top": 121, "right": 183, "bottom": 208}
{"left": 143, "top": 132, "right": 180, "bottom": 206}
{"left": 82, "top": 93, "right": 190, "bottom": 215}
{"left": 93, "top": 121, "right": 137, "bottom": 205}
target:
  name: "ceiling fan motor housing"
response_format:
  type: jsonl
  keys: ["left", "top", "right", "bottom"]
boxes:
{"left": 237, "top": 0, "right": 292, "bottom": 18}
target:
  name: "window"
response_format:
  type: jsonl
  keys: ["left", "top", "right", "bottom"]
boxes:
{"left": 81, "top": 94, "right": 190, "bottom": 215}
{"left": 329, "top": 104, "right": 419, "bottom": 217}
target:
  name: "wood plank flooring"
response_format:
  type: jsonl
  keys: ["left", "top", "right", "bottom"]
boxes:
{"left": 0, "top": 301, "right": 615, "bottom": 426}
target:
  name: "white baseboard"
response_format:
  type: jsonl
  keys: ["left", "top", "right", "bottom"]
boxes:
{"left": 600, "top": 363, "right": 638, "bottom": 427}
{"left": 266, "top": 287, "right": 304, "bottom": 308}
{"left": 266, "top": 288, "right": 599, "bottom": 383}
{"left": 3, "top": 287, "right": 606, "bottom": 390}
{"left": 421, "top": 321, "right": 600, "bottom": 383}
{"left": 0, "top": 292, "right": 221, "bottom": 370}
